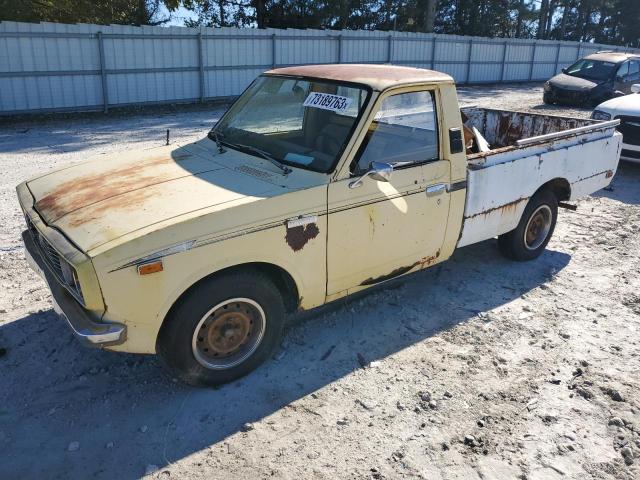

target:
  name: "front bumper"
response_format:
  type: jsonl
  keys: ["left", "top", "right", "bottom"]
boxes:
{"left": 23, "top": 230, "right": 126, "bottom": 347}
{"left": 620, "top": 143, "right": 640, "bottom": 163}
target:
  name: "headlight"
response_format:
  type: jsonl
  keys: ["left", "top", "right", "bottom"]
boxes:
{"left": 591, "top": 110, "right": 611, "bottom": 121}
{"left": 544, "top": 81, "right": 551, "bottom": 92}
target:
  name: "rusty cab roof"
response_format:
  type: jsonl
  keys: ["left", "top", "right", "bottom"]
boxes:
{"left": 583, "top": 52, "right": 640, "bottom": 63}
{"left": 265, "top": 64, "right": 454, "bottom": 91}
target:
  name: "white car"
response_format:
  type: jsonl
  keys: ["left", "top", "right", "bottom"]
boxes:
{"left": 592, "top": 84, "right": 640, "bottom": 163}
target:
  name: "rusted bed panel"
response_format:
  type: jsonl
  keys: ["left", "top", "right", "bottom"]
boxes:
{"left": 457, "top": 115, "right": 622, "bottom": 248}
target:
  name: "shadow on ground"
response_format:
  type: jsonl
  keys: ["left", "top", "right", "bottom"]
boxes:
{"left": 594, "top": 161, "right": 640, "bottom": 206}
{"left": 0, "top": 240, "right": 570, "bottom": 479}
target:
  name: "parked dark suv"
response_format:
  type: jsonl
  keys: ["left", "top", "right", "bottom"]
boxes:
{"left": 543, "top": 52, "right": 640, "bottom": 107}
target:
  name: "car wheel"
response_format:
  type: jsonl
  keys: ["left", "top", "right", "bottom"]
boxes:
{"left": 543, "top": 92, "right": 554, "bottom": 105}
{"left": 497, "top": 189, "right": 558, "bottom": 262}
{"left": 157, "top": 270, "right": 285, "bottom": 386}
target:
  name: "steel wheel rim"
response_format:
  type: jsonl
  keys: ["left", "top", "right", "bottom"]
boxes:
{"left": 192, "top": 298, "right": 266, "bottom": 370}
{"left": 524, "top": 205, "right": 552, "bottom": 251}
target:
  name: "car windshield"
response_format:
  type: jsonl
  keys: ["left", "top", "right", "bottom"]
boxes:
{"left": 565, "top": 59, "right": 617, "bottom": 81}
{"left": 210, "top": 75, "right": 369, "bottom": 173}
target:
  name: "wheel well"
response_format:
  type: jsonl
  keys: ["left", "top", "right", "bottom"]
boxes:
{"left": 165, "top": 262, "right": 300, "bottom": 320}
{"left": 538, "top": 178, "right": 570, "bottom": 202}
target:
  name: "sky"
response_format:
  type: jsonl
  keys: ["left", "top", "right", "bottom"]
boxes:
{"left": 156, "top": 4, "right": 199, "bottom": 26}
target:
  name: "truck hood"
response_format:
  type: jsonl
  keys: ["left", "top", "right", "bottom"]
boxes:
{"left": 596, "top": 93, "right": 640, "bottom": 117}
{"left": 549, "top": 73, "right": 599, "bottom": 91}
{"left": 26, "top": 139, "right": 313, "bottom": 253}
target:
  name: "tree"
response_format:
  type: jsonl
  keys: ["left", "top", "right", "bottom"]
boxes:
{"left": 0, "top": 0, "right": 180, "bottom": 25}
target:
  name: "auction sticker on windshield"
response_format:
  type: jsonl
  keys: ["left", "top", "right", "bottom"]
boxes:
{"left": 303, "top": 92, "right": 353, "bottom": 112}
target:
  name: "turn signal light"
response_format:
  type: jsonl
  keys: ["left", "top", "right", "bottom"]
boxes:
{"left": 137, "top": 261, "right": 163, "bottom": 275}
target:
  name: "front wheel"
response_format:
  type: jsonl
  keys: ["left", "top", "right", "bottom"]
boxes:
{"left": 157, "top": 270, "right": 285, "bottom": 386}
{"left": 543, "top": 92, "right": 555, "bottom": 105}
{"left": 498, "top": 189, "right": 558, "bottom": 261}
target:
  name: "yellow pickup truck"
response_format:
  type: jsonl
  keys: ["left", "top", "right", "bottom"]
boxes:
{"left": 17, "top": 64, "right": 622, "bottom": 386}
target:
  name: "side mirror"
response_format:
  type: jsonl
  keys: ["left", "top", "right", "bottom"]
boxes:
{"left": 616, "top": 75, "right": 624, "bottom": 83}
{"left": 632, "top": 84, "right": 640, "bottom": 94}
{"left": 561, "top": 68, "right": 567, "bottom": 74}
{"left": 349, "top": 161, "right": 393, "bottom": 189}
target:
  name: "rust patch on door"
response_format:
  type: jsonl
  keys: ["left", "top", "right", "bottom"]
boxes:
{"left": 285, "top": 223, "right": 320, "bottom": 252}
{"left": 360, "top": 250, "right": 441, "bottom": 286}
{"left": 418, "top": 249, "right": 441, "bottom": 268}
{"left": 360, "top": 264, "right": 416, "bottom": 286}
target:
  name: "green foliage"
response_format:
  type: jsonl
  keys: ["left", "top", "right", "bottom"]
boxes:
{"left": 1, "top": 0, "right": 638, "bottom": 47}
{"left": 0, "top": 0, "right": 177, "bottom": 25}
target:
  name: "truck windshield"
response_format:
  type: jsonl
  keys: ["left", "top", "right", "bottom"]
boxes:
{"left": 565, "top": 59, "right": 617, "bottom": 81}
{"left": 210, "top": 75, "right": 369, "bottom": 173}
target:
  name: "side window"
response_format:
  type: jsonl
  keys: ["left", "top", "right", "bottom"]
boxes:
{"left": 629, "top": 61, "right": 640, "bottom": 81}
{"left": 352, "top": 90, "right": 438, "bottom": 174}
{"left": 617, "top": 62, "right": 629, "bottom": 80}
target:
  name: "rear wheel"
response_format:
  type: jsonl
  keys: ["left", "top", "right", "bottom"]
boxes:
{"left": 497, "top": 189, "right": 558, "bottom": 261}
{"left": 157, "top": 270, "right": 285, "bottom": 386}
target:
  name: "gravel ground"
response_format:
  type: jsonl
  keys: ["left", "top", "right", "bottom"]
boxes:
{"left": 1, "top": 83, "right": 639, "bottom": 480}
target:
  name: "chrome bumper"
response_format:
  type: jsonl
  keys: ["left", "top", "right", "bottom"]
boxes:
{"left": 22, "top": 230, "right": 126, "bottom": 347}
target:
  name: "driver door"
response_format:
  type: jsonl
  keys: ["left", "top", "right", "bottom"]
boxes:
{"left": 326, "top": 88, "right": 450, "bottom": 296}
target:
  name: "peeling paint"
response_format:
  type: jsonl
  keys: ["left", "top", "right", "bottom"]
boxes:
{"left": 464, "top": 197, "right": 529, "bottom": 220}
{"left": 360, "top": 250, "right": 441, "bottom": 286}
{"left": 285, "top": 222, "right": 320, "bottom": 252}
{"left": 35, "top": 154, "right": 195, "bottom": 224}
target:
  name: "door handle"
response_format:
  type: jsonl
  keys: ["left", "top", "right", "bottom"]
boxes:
{"left": 426, "top": 183, "right": 446, "bottom": 196}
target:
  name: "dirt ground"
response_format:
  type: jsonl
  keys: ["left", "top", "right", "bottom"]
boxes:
{"left": 1, "top": 83, "right": 639, "bottom": 480}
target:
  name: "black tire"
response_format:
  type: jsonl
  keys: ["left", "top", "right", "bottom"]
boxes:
{"left": 157, "top": 270, "right": 285, "bottom": 387}
{"left": 543, "top": 92, "right": 554, "bottom": 105}
{"left": 497, "top": 189, "right": 558, "bottom": 262}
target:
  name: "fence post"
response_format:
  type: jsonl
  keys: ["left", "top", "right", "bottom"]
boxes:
{"left": 576, "top": 41, "right": 582, "bottom": 60}
{"left": 97, "top": 31, "right": 109, "bottom": 113}
{"left": 337, "top": 34, "right": 342, "bottom": 63}
{"left": 271, "top": 33, "right": 277, "bottom": 68}
{"left": 387, "top": 34, "right": 393, "bottom": 63}
{"left": 197, "top": 32, "right": 205, "bottom": 103}
{"left": 528, "top": 42, "right": 537, "bottom": 81}
{"left": 553, "top": 42, "right": 561, "bottom": 74}
{"left": 500, "top": 41, "right": 508, "bottom": 82}
{"left": 465, "top": 38, "right": 473, "bottom": 83}
{"left": 430, "top": 36, "right": 437, "bottom": 70}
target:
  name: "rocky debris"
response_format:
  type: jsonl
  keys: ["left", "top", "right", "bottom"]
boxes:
{"left": 145, "top": 465, "right": 159, "bottom": 475}
{"left": 620, "top": 447, "right": 634, "bottom": 466}
{"left": 67, "top": 441, "right": 80, "bottom": 452}
{"left": 140, "top": 425, "right": 148, "bottom": 433}
{"left": 601, "top": 387, "right": 625, "bottom": 402}
{"left": 356, "top": 399, "right": 374, "bottom": 411}
{"left": 609, "top": 417, "right": 624, "bottom": 427}
{"left": 106, "top": 442, "right": 114, "bottom": 449}
{"left": 241, "top": 423, "right": 254, "bottom": 432}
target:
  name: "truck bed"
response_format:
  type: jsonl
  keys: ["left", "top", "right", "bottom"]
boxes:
{"left": 457, "top": 108, "right": 622, "bottom": 248}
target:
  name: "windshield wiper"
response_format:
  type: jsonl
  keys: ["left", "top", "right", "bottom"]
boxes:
{"left": 208, "top": 129, "right": 226, "bottom": 154}
{"left": 225, "top": 142, "right": 292, "bottom": 176}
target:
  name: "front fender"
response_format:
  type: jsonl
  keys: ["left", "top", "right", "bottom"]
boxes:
{"left": 93, "top": 217, "right": 327, "bottom": 354}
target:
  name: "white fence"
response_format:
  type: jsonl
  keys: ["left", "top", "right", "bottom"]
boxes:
{"left": 0, "top": 21, "right": 637, "bottom": 115}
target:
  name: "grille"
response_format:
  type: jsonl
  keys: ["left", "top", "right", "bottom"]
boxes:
{"left": 25, "top": 215, "right": 84, "bottom": 303}
{"left": 621, "top": 149, "right": 640, "bottom": 159}
{"left": 552, "top": 88, "right": 587, "bottom": 104}
{"left": 617, "top": 116, "right": 640, "bottom": 146}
